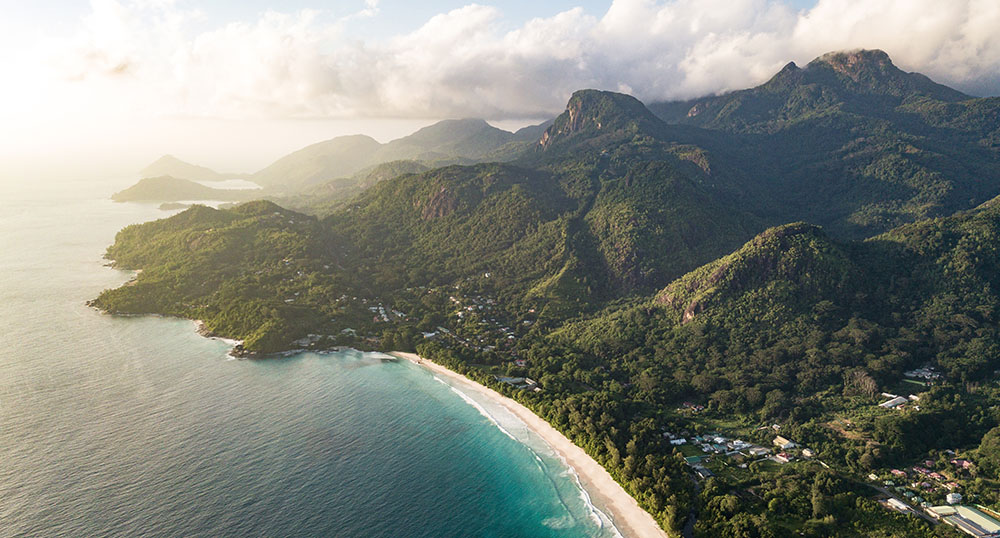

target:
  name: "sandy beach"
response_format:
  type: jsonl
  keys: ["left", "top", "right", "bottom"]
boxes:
{"left": 388, "top": 351, "right": 670, "bottom": 538}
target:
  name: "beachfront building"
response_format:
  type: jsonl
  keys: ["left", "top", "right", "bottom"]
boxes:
{"left": 495, "top": 376, "right": 542, "bottom": 392}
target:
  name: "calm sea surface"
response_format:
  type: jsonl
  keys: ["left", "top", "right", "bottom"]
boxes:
{"left": 0, "top": 179, "right": 620, "bottom": 537}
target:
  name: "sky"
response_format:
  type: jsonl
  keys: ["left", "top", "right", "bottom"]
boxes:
{"left": 1, "top": 0, "right": 998, "bottom": 181}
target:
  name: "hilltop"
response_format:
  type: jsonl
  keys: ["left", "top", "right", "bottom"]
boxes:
{"left": 141, "top": 155, "right": 243, "bottom": 182}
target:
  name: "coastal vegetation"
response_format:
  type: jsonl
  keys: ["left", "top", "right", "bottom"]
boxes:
{"left": 93, "top": 50, "right": 1000, "bottom": 536}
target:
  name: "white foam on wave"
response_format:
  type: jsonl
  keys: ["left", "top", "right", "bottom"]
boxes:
{"left": 447, "top": 385, "right": 518, "bottom": 442}
{"left": 437, "top": 374, "right": 624, "bottom": 538}
{"left": 541, "top": 515, "right": 575, "bottom": 529}
{"left": 562, "top": 460, "right": 622, "bottom": 536}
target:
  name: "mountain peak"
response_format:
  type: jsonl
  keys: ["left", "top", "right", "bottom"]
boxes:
{"left": 539, "top": 89, "right": 662, "bottom": 150}
{"left": 806, "top": 48, "right": 968, "bottom": 101}
{"left": 809, "top": 49, "right": 895, "bottom": 81}
{"left": 149, "top": 154, "right": 183, "bottom": 166}
{"left": 141, "top": 155, "right": 235, "bottom": 182}
{"left": 395, "top": 118, "right": 496, "bottom": 145}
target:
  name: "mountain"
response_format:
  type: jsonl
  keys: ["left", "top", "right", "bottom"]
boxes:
{"left": 111, "top": 176, "right": 257, "bottom": 202}
{"left": 371, "top": 118, "right": 518, "bottom": 163}
{"left": 141, "top": 155, "right": 242, "bottom": 182}
{"left": 538, "top": 89, "right": 666, "bottom": 151}
{"left": 250, "top": 119, "right": 544, "bottom": 194}
{"left": 649, "top": 49, "right": 970, "bottom": 132}
{"left": 560, "top": 191, "right": 1000, "bottom": 431}
{"left": 250, "top": 134, "right": 382, "bottom": 192}
{"left": 647, "top": 49, "right": 1000, "bottom": 238}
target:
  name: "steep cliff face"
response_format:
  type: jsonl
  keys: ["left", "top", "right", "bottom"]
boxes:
{"left": 539, "top": 89, "right": 664, "bottom": 150}
{"left": 419, "top": 185, "right": 459, "bottom": 220}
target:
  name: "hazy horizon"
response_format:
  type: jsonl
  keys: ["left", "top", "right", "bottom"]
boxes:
{"left": 0, "top": 116, "right": 546, "bottom": 185}
{"left": 3, "top": 0, "right": 999, "bottom": 183}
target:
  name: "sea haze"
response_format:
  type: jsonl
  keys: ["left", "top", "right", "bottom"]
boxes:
{"left": 0, "top": 180, "right": 618, "bottom": 538}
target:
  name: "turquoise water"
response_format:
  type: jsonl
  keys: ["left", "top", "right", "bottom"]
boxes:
{"left": 0, "top": 179, "right": 620, "bottom": 537}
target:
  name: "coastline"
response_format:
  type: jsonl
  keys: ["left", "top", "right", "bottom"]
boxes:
{"left": 388, "top": 351, "right": 670, "bottom": 538}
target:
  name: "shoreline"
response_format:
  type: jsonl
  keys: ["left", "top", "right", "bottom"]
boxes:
{"left": 89, "top": 298, "right": 671, "bottom": 536}
{"left": 388, "top": 351, "right": 670, "bottom": 538}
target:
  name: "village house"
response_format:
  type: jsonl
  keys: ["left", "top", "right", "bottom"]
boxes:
{"left": 879, "top": 395, "right": 908, "bottom": 409}
{"left": 773, "top": 436, "right": 797, "bottom": 450}
{"left": 887, "top": 498, "right": 911, "bottom": 513}
{"left": 904, "top": 367, "right": 942, "bottom": 381}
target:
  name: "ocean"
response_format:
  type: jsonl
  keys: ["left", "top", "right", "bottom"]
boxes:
{"left": 0, "top": 178, "right": 620, "bottom": 537}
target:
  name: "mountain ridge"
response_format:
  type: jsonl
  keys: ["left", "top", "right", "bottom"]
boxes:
{"left": 251, "top": 118, "right": 550, "bottom": 194}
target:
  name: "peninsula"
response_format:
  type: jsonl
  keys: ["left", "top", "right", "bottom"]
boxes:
{"left": 111, "top": 176, "right": 257, "bottom": 203}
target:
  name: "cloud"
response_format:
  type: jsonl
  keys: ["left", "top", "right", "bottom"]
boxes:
{"left": 13, "top": 0, "right": 1000, "bottom": 123}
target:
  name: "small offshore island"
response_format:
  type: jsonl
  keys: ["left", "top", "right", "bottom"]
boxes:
{"left": 93, "top": 51, "right": 1000, "bottom": 537}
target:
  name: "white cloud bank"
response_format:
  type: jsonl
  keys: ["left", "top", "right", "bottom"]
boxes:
{"left": 8, "top": 0, "right": 1000, "bottom": 124}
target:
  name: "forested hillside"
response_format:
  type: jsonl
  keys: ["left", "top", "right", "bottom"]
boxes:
{"left": 93, "top": 50, "right": 1000, "bottom": 537}
{"left": 649, "top": 49, "right": 1000, "bottom": 238}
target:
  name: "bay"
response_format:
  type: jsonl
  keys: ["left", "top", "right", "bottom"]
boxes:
{"left": 0, "top": 179, "right": 619, "bottom": 538}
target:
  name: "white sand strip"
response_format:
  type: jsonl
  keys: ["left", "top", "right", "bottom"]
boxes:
{"left": 389, "top": 351, "right": 669, "bottom": 538}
